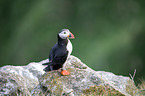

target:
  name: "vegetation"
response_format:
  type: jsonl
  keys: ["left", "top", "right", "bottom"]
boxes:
{"left": 136, "top": 80, "right": 145, "bottom": 96}
{"left": 83, "top": 85, "right": 124, "bottom": 96}
{"left": 83, "top": 80, "right": 145, "bottom": 96}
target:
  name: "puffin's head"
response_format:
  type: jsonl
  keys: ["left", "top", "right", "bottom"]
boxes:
{"left": 58, "top": 29, "right": 75, "bottom": 39}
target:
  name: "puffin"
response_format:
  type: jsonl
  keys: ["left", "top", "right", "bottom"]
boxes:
{"left": 43, "top": 29, "right": 75, "bottom": 75}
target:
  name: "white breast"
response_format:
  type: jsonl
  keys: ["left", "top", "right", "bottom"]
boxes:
{"left": 62, "top": 39, "right": 73, "bottom": 69}
{"left": 67, "top": 39, "right": 73, "bottom": 57}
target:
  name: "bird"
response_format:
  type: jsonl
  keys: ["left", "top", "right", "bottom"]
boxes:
{"left": 43, "top": 29, "right": 75, "bottom": 75}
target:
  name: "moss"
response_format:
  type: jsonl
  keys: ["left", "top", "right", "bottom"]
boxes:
{"left": 40, "top": 71, "right": 64, "bottom": 95}
{"left": 125, "top": 79, "right": 137, "bottom": 95}
{"left": 135, "top": 80, "right": 145, "bottom": 96}
{"left": 36, "top": 65, "right": 141, "bottom": 96}
{"left": 83, "top": 85, "right": 124, "bottom": 96}
{"left": 82, "top": 79, "right": 145, "bottom": 96}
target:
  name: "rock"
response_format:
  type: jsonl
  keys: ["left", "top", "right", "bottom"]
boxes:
{"left": 0, "top": 71, "right": 30, "bottom": 95}
{"left": 0, "top": 55, "right": 136, "bottom": 96}
{"left": 0, "top": 62, "right": 46, "bottom": 95}
{"left": 31, "top": 56, "right": 136, "bottom": 96}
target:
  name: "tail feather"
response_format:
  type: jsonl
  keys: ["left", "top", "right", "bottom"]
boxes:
{"left": 43, "top": 62, "right": 54, "bottom": 72}
{"left": 42, "top": 63, "right": 49, "bottom": 65}
{"left": 43, "top": 62, "right": 61, "bottom": 72}
{"left": 43, "top": 66, "right": 51, "bottom": 72}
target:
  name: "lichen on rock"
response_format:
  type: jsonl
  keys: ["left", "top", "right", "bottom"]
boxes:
{"left": 0, "top": 71, "right": 30, "bottom": 95}
{"left": 0, "top": 55, "right": 137, "bottom": 96}
{"left": 0, "top": 62, "right": 43, "bottom": 95}
{"left": 32, "top": 56, "right": 136, "bottom": 96}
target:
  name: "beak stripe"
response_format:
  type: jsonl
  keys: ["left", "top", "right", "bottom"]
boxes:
{"left": 69, "top": 34, "right": 71, "bottom": 37}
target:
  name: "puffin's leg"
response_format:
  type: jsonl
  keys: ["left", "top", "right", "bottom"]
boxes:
{"left": 43, "top": 62, "right": 54, "bottom": 72}
{"left": 61, "top": 61, "right": 70, "bottom": 75}
{"left": 62, "top": 61, "right": 67, "bottom": 70}
{"left": 43, "top": 65, "right": 53, "bottom": 72}
{"left": 50, "top": 65, "right": 53, "bottom": 71}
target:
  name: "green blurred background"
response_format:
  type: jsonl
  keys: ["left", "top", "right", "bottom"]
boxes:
{"left": 0, "top": 0, "right": 145, "bottom": 84}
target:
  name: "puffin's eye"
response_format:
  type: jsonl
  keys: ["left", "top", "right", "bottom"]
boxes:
{"left": 64, "top": 32, "right": 66, "bottom": 34}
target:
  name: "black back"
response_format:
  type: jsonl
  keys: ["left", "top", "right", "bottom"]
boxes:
{"left": 44, "top": 35, "right": 68, "bottom": 71}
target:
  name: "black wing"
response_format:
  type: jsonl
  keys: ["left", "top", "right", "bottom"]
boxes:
{"left": 44, "top": 43, "right": 68, "bottom": 71}
{"left": 51, "top": 43, "right": 68, "bottom": 65}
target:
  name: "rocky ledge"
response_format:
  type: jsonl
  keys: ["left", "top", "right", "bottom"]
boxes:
{"left": 0, "top": 55, "right": 136, "bottom": 96}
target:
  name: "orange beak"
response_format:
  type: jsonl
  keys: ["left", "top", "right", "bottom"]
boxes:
{"left": 68, "top": 32, "right": 75, "bottom": 39}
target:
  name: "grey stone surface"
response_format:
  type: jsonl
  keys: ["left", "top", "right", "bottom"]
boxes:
{"left": 0, "top": 55, "right": 136, "bottom": 96}
{"left": 0, "top": 62, "right": 45, "bottom": 95}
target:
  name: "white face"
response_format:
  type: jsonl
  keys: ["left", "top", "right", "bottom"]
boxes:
{"left": 59, "top": 29, "right": 70, "bottom": 39}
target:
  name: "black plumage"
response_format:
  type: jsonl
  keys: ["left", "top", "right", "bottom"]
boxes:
{"left": 43, "top": 34, "right": 69, "bottom": 71}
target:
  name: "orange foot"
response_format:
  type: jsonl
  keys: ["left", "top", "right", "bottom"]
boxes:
{"left": 61, "top": 70, "right": 70, "bottom": 76}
